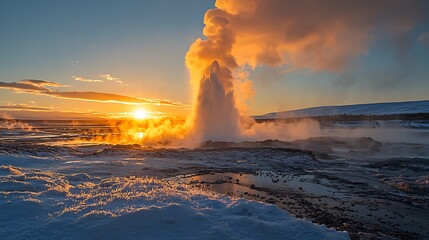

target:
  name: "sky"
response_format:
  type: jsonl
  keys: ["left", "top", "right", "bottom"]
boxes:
{"left": 1, "top": 0, "right": 429, "bottom": 119}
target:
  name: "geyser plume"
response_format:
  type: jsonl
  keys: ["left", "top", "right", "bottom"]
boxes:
{"left": 185, "top": 0, "right": 428, "bottom": 143}
{"left": 194, "top": 61, "right": 241, "bottom": 141}
{"left": 78, "top": 0, "right": 428, "bottom": 146}
{"left": 185, "top": 4, "right": 246, "bottom": 142}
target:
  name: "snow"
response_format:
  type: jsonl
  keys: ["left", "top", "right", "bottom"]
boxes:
{"left": 0, "top": 164, "right": 349, "bottom": 240}
{"left": 255, "top": 100, "right": 429, "bottom": 119}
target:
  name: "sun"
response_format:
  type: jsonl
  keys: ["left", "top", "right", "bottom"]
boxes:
{"left": 134, "top": 109, "right": 149, "bottom": 120}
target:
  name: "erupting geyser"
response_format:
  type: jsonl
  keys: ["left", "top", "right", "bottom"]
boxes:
{"left": 78, "top": 0, "right": 426, "bottom": 147}
{"left": 194, "top": 61, "right": 242, "bottom": 141}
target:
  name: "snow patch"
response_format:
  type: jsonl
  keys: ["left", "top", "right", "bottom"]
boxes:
{"left": 0, "top": 166, "right": 349, "bottom": 239}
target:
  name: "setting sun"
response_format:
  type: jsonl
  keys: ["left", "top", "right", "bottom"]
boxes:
{"left": 134, "top": 109, "right": 149, "bottom": 120}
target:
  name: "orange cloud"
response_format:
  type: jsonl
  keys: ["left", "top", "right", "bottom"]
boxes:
{"left": 0, "top": 104, "right": 51, "bottom": 111}
{"left": 211, "top": 0, "right": 428, "bottom": 72}
{"left": 0, "top": 79, "right": 63, "bottom": 92}
{"left": 44, "top": 91, "right": 183, "bottom": 106}
{"left": 0, "top": 79, "right": 185, "bottom": 107}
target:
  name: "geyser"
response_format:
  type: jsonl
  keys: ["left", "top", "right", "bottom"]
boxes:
{"left": 193, "top": 61, "right": 242, "bottom": 141}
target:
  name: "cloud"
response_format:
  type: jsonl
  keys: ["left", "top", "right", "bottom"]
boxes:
{"left": 71, "top": 76, "right": 103, "bottom": 83}
{"left": 44, "top": 91, "right": 183, "bottom": 106}
{"left": 100, "top": 74, "right": 119, "bottom": 81}
{"left": 418, "top": 32, "right": 429, "bottom": 48}
{"left": 187, "top": 0, "right": 429, "bottom": 73}
{"left": 67, "top": 60, "right": 80, "bottom": 66}
{"left": 0, "top": 79, "right": 64, "bottom": 92}
{"left": 0, "top": 80, "right": 185, "bottom": 107}
{"left": 20, "top": 79, "right": 64, "bottom": 87}
{"left": 0, "top": 110, "right": 105, "bottom": 120}
{"left": 71, "top": 74, "right": 125, "bottom": 85}
{"left": 0, "top": 104, "right": 51, "bottom": 111}
{"left": 100, "top": 73, "right": 124, "bottom": 84}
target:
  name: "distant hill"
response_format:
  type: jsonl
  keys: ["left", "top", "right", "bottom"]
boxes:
{"left": 255, "top": 100, "right": 429, "bottom": 119}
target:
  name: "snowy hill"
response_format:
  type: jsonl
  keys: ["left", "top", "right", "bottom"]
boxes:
{"left": 255, "top": 100, "right": 429, "bottom": 119}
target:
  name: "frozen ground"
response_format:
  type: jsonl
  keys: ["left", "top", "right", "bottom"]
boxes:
{"left": 1, "top": 119, "right": 429, "bottom": 239}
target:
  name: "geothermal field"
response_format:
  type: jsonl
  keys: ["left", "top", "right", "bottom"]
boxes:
{"left": 1, "top": 0, "right": 429, "bottom": 240}
{"left": 1, "top": 112, "right": 429, "bottom": 239}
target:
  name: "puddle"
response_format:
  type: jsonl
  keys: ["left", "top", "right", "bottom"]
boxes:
{"left": 177, "top": 171, "right": 348, "bottom": 198}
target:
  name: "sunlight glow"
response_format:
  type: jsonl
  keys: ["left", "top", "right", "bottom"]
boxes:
{"left": 138, "top": 132, "right": 144, "bottom": 139}
{"left": 134, "top": 109, "right": 149, "bottom": 120}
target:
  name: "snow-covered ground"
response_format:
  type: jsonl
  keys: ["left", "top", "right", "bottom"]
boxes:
{"left": 1, "top": 119, "right": 429, "bottom": 239}
{"left": 0, "top": 144, "right": 349, "bottom": 239}
{"left": 255, "top": 100, "right": 429, "bottom": 119}
{"left": 0, "top": 164, "right": 347, "bottom": 240}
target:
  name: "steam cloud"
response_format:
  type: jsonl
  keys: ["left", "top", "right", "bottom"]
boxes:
{"left": 189, "top": 0, "right": 428, "bottom": 71}
{"left": 185, "top": 0, "right": 429, "bottom": 143}
{"left": 6, "top": 1, "right": 426, "bottom": 146}
{"left": 193, "top": 61, "right": 241, "bottom": 141}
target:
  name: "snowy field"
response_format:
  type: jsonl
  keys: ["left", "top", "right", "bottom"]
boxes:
{"left": 0, "top": 147, "right": 347, "bottom": 240}
{"left": 1, "top": 119, "right": 429, "bottom": 239}
{"left": 0, "top": 165, "right": 347, "bottom": 240}
{"left": 255, "top": 100, "right": 429, "bottom": 119}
